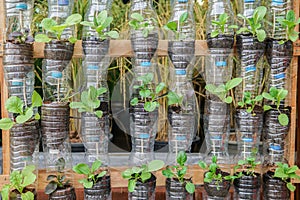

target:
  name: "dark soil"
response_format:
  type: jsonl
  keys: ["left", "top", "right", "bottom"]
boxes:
{"left": 129, "top": 174, "right": 156, "bottom": 199}
{"left": 168, "top": 40, "right": 195, "bottom": 69}
{"left": 82, "top": 39, "right": 109, "bottom": 63}
{"left": 165, "top": 178, "right": 193, "bottom": 200}
{"left": 49, "top": 186, "right": 76, "bottom": 200}
{"left": 204, "top": 170, "right": 231, "bottom": 197}
{"left": 206, "top": 33, "right": 234, "bottom": 49}
{"left": 263, "top": 171, "right": 290, "bottom": 200}
{"left": 44, "top": 40, "right": 74, "bottom": 61}
{"left": 233, "top": 172, "right": 261, "bottom": 199}
{"left": 10, "top": 188, "right": 37, "bottom": 200}
{"left": 84, "top": 174, "right": 111, "bottom": 200}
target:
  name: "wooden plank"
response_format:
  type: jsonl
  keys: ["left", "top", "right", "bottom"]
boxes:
{"left": 0, "top": 0, "right": 4, "bottom": 56}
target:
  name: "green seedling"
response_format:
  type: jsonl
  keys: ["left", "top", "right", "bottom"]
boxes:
{"left": 129, "top": 13, "right": 157, "bottom": 37}
{"left": 273, "top": 162, "right": 300, "bottom": 192}
{"left": 237, "top": 92, "right": 263, "bottom": 115}
{"left": 277, "top": 10, "right": 300, "bottom": 44}
{"left": 210, "top": 13, "right": 238, "bottom": 37}
{"left": 164, "top": 12, "right": 188, "bottom": 40}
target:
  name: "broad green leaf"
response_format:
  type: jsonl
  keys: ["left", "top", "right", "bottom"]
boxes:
{"left": 147, "top": 160, "right": 164, "bottom": 172}
{"left": 205, "top": 172, "right": 213, "bottom": 179}
{"left": 79, "top": 179, "right": 93, "bottom": 188}
{"left": 72, "top": 163, "right": 90, "bottom": 175}
{"left": 198, "top": 161, "right": 207, "bottom": 169}
{"left": 22, "top": 172, "right": 36, "bottom": 188}
{"left": 287, "top": 182, "right": 296, "bottom": 192}
{"left": 179, "top": 12, "right": 188, "bottom": 23}
{"left": 51, "top": 25, "right": 67, "bottom": 37}
{"left": 177, "top": 151, "right": 187, "bottom": 166}
{"left": 224, "top": 96, "right": 232, "bottom": 104}
{"left": 262, "top": 92, "right": 275, "bottom": 101}
{"left": 140, "top": 172, "right": 151, "bottom": 182}
{"left": 45, "top": 181, "right": 57, "bottom": 194}
{"left": 1, "top": 184, "right": 10, "bottom": 200}
{"left": 237, "top": 27, "right": 249, "bottom": 34}
{"left": 65, "top": 14, "right": 82, "bottom": 26}
{"left": 185, "top": 182, "right": 195, "bottom": 194}
{"left": 32, "top": 91, "right": 42, "bottom": 107}
{"left": 256, "top": 29, "right": 266, "bottom": 42}
{"left": 254, "top": 6, "right": 266, "bottom": 22}
{"left": 278, "top": 113, "right": 289, "bottom": 126}
{"left": 162, "top": 168, "right": 174, "bottom": 178}
{"left": 210, "top": 30, "right": 219, "bottom": 38}
{"left": 21, "top": 191, "right": 34, "bottom": 200}
{"left": 139, "top": 89, "right": 151, "bottom": 98}
{"left": 219, "top": 13, "right": 228, "bottom": 22}
{"left": 106, "top": 31, "right": 119, "bottom": 39}
{"left": 131, "top": 13, "right": 144, "bottom": 21}
{"left": 287, "top": 165, "right": 298, "bottom": 174}
{"left": 165, "top": 22, "right": 177, "bottom": 31}
{"left": 101, "top": 17, "right": 113, "bottom": 29}
{"left": 128, "top": 179, "right": 136, "bottom": 192}
{"left": 255, "top": 95, "right": 263, "bottom": 101}
{"left": 5, "top": 96, "right": 23, "bottom": 114}
{"left": 130, "top": 98, "right": 139, "bottom": 106}
{"left": 70, "top": 102, "right": 84, "bottom": 109}
{"left": 68, "top": 36, "right": 77, "bottom": 44}
{"left": 204, "top": 177, "right": 212, "bottom": 183}
{"left": 144, "top": 102, "right": 157, "bottom": 112}
{"left": 16, "top": 108, "right": 33, "bottom": 124}
{"left": 278, "top": 89, "right": 288, "bottom": 101}
{"left": 132, "top": 167, "right": 143, "bottom": 174}
{"left": 212, "top": 156, "right": 217, "bottom": 163}
{"left": 88, "top": 86, "right": 98, "bottom": 101}
{"left": 97, "top": 87, "right": 107, "bottom": 96}
{"left": 205, "top": 84, "right": 216, "bottom": 93}
{"left": 41, "top": 18, "right": 57, "bottom": 31}
{"left": 225, "top": 78, "right": 243, "bottom": 90}
{"left": 0, "top": 118, "right": 14, "bottom": 130}
{"left": 97, "top": 171, "right": 107, "bottom": 178}
{"left": 94, "top": 111, "right": 103, "bottom": 119}
{"left": 289, "top": 30, "right": 299, "bottom": 42}
{"left": 34, "top": 34, "right": 51, "bottom": 43}
{"left": 155, "top": 82, "right": 166, "bottom": 94}
{"left": 96, "top": 10, "right": 108, "bottom": 25}
{"left": 80, "top": 21, "right": 94, "bottom": 27}
{"left": 167, "top": 91, "right": 182, "bottom": 106}
{"left": 238, "top": 160, "right": 247, "bottom": 165}
{"left": 122, "top": 169, "right": 133, "bottom": 179}
{"left": 286, "top": 10, "right": 296, "bottom": 22}
{"left": 214, "top": 84, "right": 226, "bottom": 93}
{"left": 263, "top": 105, "right": 272, "bottom": 111}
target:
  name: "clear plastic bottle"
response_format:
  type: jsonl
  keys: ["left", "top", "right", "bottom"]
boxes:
{"left": 265, "top": 0, "right": 292, "bottom": 40}
{"left": 47, "top": 0, "right": 74, "bottom": 40}
{"left": 4, "top": 0, "right": 34, "bottom": 36}
{"left": 237, "top": 0, "right": 261, "bottom": 27}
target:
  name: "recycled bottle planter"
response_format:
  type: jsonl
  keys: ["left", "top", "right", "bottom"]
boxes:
{"left": 204, "top": 98, "right": 230, "bottom": 160}
{"left": 129, "top": 102, "right": 158, "bottom": 165}
{"left": 81, "top": 112, "right": 110, "bottom": 164}
{"left": 263, "top": 171, "right": 290, "bottom": 200}
{"left": 10, "top": 188, "right": 37, "bottom": 200}
{"left": 3, "top": 42, "right": 34, "bottom": 106}
{"left": 265, "top": 39, "right": 293, "bottom": 90}
{"left": 233, "top": 172, "right": 261, "bottom": 200}
{"left": 49, "top": 186, "right": 76, "bottom": 200}
{"left": 128, "top": 174, "right": 156, "bottom": 200}
{"left": 9, "top": 120, "right": 39, "bottom": 171}
{"left": 42, "top": 41, "right": 74, "bottom": 102}
{"left": 203, "top": 171, "right": 231, "bottom": 199}
{"left": 235, "top": 107, "right": 263, "bottom": 160}
{"left": 165, "top": 178, "right": 193, "bottom": 200}
{"left": 235, "top": 34, "right": 265, "bottom": 102}
{"left": 84, "top": 174, "right": 111, "bottom": 200}
{"left": 263, "top": 107, "right": 290, "bottom": 165}
{"left": 236, "top": 0, "right": 261, "bottom": 28}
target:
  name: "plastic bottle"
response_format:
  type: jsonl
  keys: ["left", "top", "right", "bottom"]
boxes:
{"left": 237, "top": 0, "right": 261, "bottom": 27}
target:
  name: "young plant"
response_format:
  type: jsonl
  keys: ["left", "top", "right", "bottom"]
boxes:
{"left": 273, "top": 162, "right": 300, "bottom": 192}
{"left": 34, "top": 14, "right": 82, "bottom": 43}
{"left": 262, "top": 87, "right": 289, "bottom": 126}
{"left": 205, "top": 78, "right": 242, "bottom": 104}
{"left": 121, "top": 160, "right": 164, "bottom": 192}
{"left": 167, "top": 91, "right": 183, "bottom": 106}
{"left": 129, "top": 13, "right": 157, "bottom": 37}
{"left": 45, "top": 158, "right": 71, "bottom": 195}
{"left": 73, "top": 160, "right": 107, "bottom": 188}
{"left": 237, "top": 92, "right": 263, "bottom": 114}
{"left": 80, "top": 10, "right": 119, "bottom": 40}
{"left": 7, "top": 29, "right": 34, "bottom": 44}
{"left": 1, "top": 165, "right": 37, "bottom": 200}
{"left": 277, "top": 10, "right": 300, "bottom": 44}
{"left": 234, "top": 150, "right": 261, "bottom": 177}
{"left": 236, "top": 6, "right": 267, "bottom": 42}
{"left": 0, "top": 91, "right": 42, "bottom": 130}
{"left": 164, "top": 12, "right": 188, "bottom": 40}
{"left": 130, "top": 73, "right": 166, "bottom": 112}
{"left": 210, "top": 13, "right": 238, "bottom": 37}
{"left": 69, "top": 86, "right": 107, "bottom": 118}
{"left": 198, "top": 156, "right": 232, "bottom": 189}
{"left": 162, "top": 151, "right": 195, "bottom": 194}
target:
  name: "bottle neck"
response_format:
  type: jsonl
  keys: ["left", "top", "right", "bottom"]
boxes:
{"left": 130, "top": 0, "right": 154, "bottom": 12}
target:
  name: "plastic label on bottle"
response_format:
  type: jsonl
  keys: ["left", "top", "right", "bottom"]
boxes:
{"left": 141, "top": 62, "right": 151, "bottom": 67}
{"left": 51, "top": 71, "right": 63, "bottom": 78}
{"left": 16, "top": 3, "right": 28, "bottom": 10}
{"left": 216, "top": 61, "right": 227, "bottom": 67}
{"left": 49, "top": 149, "right": 59, "bottom": 154}
{"left": 271, "top": 0, "right": 284, "bottom": 5}
{"left": 21, "top": 157, "right": 31, "bottom": 162}
{"left": 244, "top": 0, "right": 255, "bottom": 2}
{"left": 270, "top": 145, "right": 282, "bottom": 151}
{"left": 178, "top": 0, "right": 188, "bottom": 3}
{"left": 175, "top": 69, "right": 186, "bottom": 75}
{"left": 211, "top": 135, "right": 222, "bottom": 140}
{"left": 245, "top": 66, "right": 256, "bottom": 72}
{"left": 88, "top": 65, "right": 99, "bottom": 70}
{"left": 211, "top": 2, "right": 225, "bottom": 15}
{"left": 274, "top": 73, "right": 285, "bottom": 79}
{"left": 58, "top": 0, "right": 69, "bottom": 6}
{"left": 139, "top": 133, "right": 150, "bottom": 139}
{"left": 242, "top": 138, "right": 253, "bottom": 142}
{"left": 11, "top": 81, "right": 23, "bottom": 86}
{"left": 176, "top": 135, "right": 186, "bottom": 141}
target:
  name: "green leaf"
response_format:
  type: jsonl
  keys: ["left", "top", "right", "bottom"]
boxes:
{"left": 210, "top": 30, "right": 219, "bottom": 38}
{"left": 179, "top": 12, "right": 188, "bottom": 23}
{"left": 80, "top": 21, "right": 94, "bottom": 27}
{"left": 101, "top": 17, "right": 113, "bottom": 29}
{"left": 263, "top": 105, "right": 272, "bottom": 111}
{"left": 21, "top": 191, "right": 34, "bottom": 200}
{"left": 65, "top": 14, "right": 82, "bottom": 25}
{"left": 165, "top": 21, "right": 177, "bottom": 31}
{"left": 68, "top": 36, "right": 77, "bottom": 44}
{"left": 198, "top": 161, "right": 207, "bottom": 169}
{"left": 122, "top": 169, "right": 133, "bottom": 179}
{"left": 278, "top": 113, "right": 289, "bottom": 126}
{"left": 262, "top": 92, "right": 275, "bottom": 101}
{"left": 204, "top": 177, "right": 212, "bottom": 183}
{"left": 128, "top": 179, "right": 136, "bottom": 192}
{"left": 287, "top": 182, "right": 296, "bottom": 192}
{"left": 34, "top": 34, "right": 51, "bottom": 42}
{"left": 45, "top": 181, "right": 57, "bottom": 194}
{"left": 1, "top": 184, "right": 10, "bottom": 200}
{"left": 69, "top": 102, "right": 85, "bottom": 109}
{"left": 97, "top": 171, "right": 107, "bottom": 178}
{"left": 72, "top": 163, "right": 90, "bottom": 175}
{"left": 167, "top": 91, "right": 182, "bottom": 106}
{"left": 91, "top": 160, "right": 102, "bottom": 173}
{"left": 0, "top": 118, "right": 14, "bottom": 130}
{"left": 5, "top": 96, "right": 24, "bottom": 114}
{"left": 147, "top": 160, "right": 164, "bottom": 172}
{"left": 278, "top": 89, "right": 288, "bottom": 100}
{"left": 254, "top": 6, "right": 267, "bottom": 22}
{"left": 96, "top": 10, "right": 108, "bottom": 25}
{"left": 225, "top": 78, "right": 243, "bottom": 90}
{"left": 79, "top": 179, "right": 93, "bottom": 188}
{"left": 22, "top": 172, "right": 36, "bottom": 188}
{"left": 131, "top": 13, "right": 144, "bottom": 21}
{"left": 224, "top": 96, "right": 232, "bottom": 104}
{"left": 155, "top": 83, "right": 166, "bottom": 94}
{"left": 205, "top": 84, "right": 216, "bottom": 93}
{"left": 140, "top": 172, "right": 151, "bottom": 182}
{"left": 41, "top": 18, "right": 57, "bottom": 31}
{"left": 238, "top": 160, "right": 247, "bottom": 165}
{"left": 287, "top": 165, "right": 299, "bottom": 174}
{"left": 254, "top": 95, "right": 263, "bottom": 102}
{"left": 16, "top": 108, "right": 33, "bottom": 124}
{"left": 139, "top": 89, "right": 151, "bottom": 98}
{"left": 185, "top": 182, "right": 195, "bottom": 194}
{"left": 177, "top": 151, "right": 187, "bottom": 166}
{"left": 31, "top": 91, "right": 42, "bottom": 107}
{"left": 256, "top": 29, "right": 266, "bottom": 42}
{"left": 130, "top": 98, "right": 139, "bottom": 106}
{"left": 144, "top": 101, "right": 158, "bottom": 112}
{"left": 162, "top": 168, "right": 174, "bottom": 178}
{"left": 106, "top": 31, "right": 119, "bottom": 39}
{"left": 286, "top": 10, "right": 296, "bottom": 22}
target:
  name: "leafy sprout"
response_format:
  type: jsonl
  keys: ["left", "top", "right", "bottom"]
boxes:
{"left": 164, "top": 12, "right": 188, "bottom": 40}
{"left": 205, "top": 78, "right": 242, "bottom": 104}
{"left": 236, "top": 6, "right": 267, "bottom": 42}
{"left": 80, "top": 10, "right": 119, "bottom": 40}
{"left": 73, "top": 160, "right": 107, "bottom": 188}
{"left": 277, "top": 10, "right": 300, "bottom": 44}
{"left": 35, "top": 14, "right": 82, "bottom": 43}
{"left": 162, "top": 151, "right": 195, "bottom": 194}
{"left": 69, "top": 86, "right": 107, "bottom": 118}
{"left": 130, "top": 73, "right": 166, "bottom": 112}
{"left": 0, "top": 91, "right": 42, "bottom": 130}
{"left": 273, "top": 162, "right": 300, "bottom": 192}
{"left": 262, "top": 87, "right": 289, "bottom": 126}
{"left": 237, "top": 92, "right": 263, "bottom": 114}
{"left": 210, "top": 13, "right": 238, "bottom": 37}
{"left": 121, "top": 160, "right": 165, "bottom": 192}
{"left": 167, "top": 91, "right": 183, "bottom": 106}
{"left": 234, "top": 149, "right": 260, "bottom": 177}
{"left": 1, "top": 165, "right": 36, "bottom": 200}
{"left": 129, "top": 13, "right": 157, "bottom": 37}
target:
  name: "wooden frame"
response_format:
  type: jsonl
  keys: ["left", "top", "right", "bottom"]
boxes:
{"left": 0, "top": 0, "right": 299, "bottom": 199}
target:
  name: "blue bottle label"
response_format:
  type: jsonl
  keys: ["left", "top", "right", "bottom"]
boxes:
{"left": 216, "top": 61, "right": 227, "bottom": 67}
{"left": 11, "top": 81, "right": 23, "bottom": 86}
{"left": 178, "top": 0, "right": 188, "bottom": 3}
{"left": 58, "top": 0, "right": 69, "bottom": 6}
{"left": 87, "top": 65, "right": 99, "bottom": 70}
{"left": 274, "top": 73, "right": 285, "bottom": 79}
{"left": 272, "top": 0, "right": 284, "bottom": 5}
{"left": 175, "top": 69, "right": 186, "bottom": 75}
{"left": 139, "top": 134, "right": 150, "bottom": 139}
{"left": 52, "top": 71, "right": 63, "bottom": 78}
{"left": 242, "top": 138, "right": 253, "bottom": 142}
{"left": 16, "top": 3, "right": 28, "bottom": 10}
{"left": 211, "top": 136, "right": 222, "bottom": 140}
{"left": 141, "top": 62, "right": 151, "bottom": 67}
{"left": 244, "top": 0, "right": 255, "bottom": 2}
{"left": 245, "top": 66, "right": 256, "bottom": 72}
{"left": 176, "top": 136, "right": 186, "bottom": 141}
{"left": 270, "top": 145, "right": 282, "bottom": 151}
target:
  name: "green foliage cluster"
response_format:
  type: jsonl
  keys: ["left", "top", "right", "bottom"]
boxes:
{"left": 0, "top": 91, "right": 42, "bottom": 130}
{"left": 122, "top": 160, "right": 164, "bottom": 192}
{"left": 210, "top": 13, "right": 238, "bottom": 37}
{"left": 277, "top": 10, "right": 300, "bottom": 43}
{"left": 234, "top": 149, "right": 261, "bottom": 177}
{"left": 69, "top": 86, "right": 107, "bottom": 118}
{"left": 1, "top": 165, "right": 37, "bottom": 200}
{"left": 164, "top": 12, "right": 188, "bottom": 40}
{"left": 73, "top": 160, "right": 107, "bottom": 188}
{"left": 162, "top": 151, "right": 195, "bottom": 194}
{"left": 237, "top": 92, "right": 263, "bottom": 114}
{"left": 129, "top": 13, "right": 157, "bottom": 37}
{"left": 273, "top": 162, "right": 300, "bottom": 192}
